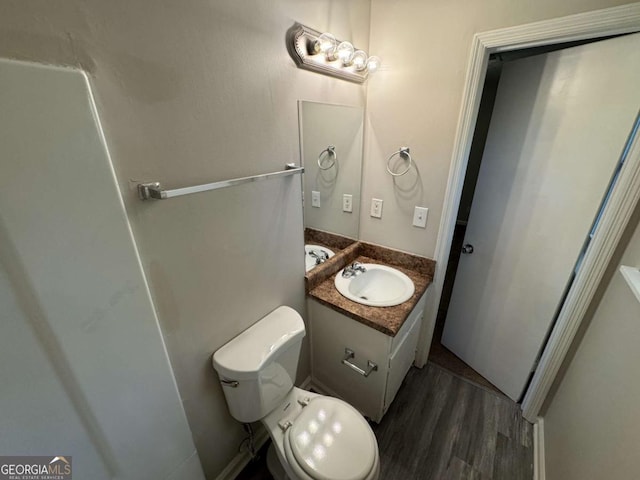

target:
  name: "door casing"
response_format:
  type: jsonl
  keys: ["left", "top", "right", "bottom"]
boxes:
{"left": 415, "top": 2, "right": 640, "bottom": 422}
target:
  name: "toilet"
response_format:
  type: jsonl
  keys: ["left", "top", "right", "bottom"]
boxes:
{"left": 212, "top": 306, "right": 380, "bottom": 480}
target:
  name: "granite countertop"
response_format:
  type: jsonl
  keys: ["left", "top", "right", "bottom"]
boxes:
{"left": 308, "top": 250, "right": 434, "bottom": 337}
{"left": 304, "top": 228, "right": 357, "bottom": 251}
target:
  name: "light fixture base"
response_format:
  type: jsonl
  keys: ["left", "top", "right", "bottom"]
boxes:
{"left": 286, "top": 23, "right": 370, "bottom": 84}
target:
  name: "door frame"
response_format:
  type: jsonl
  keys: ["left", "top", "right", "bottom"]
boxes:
{"left": 416, "top": 3, "right": 640, "bottom": 422}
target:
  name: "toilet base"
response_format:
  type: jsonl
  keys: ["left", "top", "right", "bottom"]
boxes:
{"left": 266, "top": 442, "right": 289, "bottom": 480}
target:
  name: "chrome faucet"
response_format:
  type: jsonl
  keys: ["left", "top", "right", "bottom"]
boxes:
{"left": 308, "top": 249, "right": 329, "bottom": 265}
{"left": 342, "top": 262, "right": 367, "bottom": 278}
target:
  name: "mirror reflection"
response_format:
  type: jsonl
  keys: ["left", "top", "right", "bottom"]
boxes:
{"left": 299, "top": 101, "right": 364, "bottom": 272}
{"left": 299, "top": 100, "right": 364, "bottom": 240}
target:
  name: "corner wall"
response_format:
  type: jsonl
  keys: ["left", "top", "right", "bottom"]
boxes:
{"left": 0, "top": 1, "right": 370, "bottom": 477}
{"left": 542, "top": 212, "right": 640, "bottom": 479}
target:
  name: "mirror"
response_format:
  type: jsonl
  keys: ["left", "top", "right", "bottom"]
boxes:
{"left": 299, "top": 101, "right": 364, "bottom": 243}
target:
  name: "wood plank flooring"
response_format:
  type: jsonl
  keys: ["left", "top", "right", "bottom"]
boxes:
{"left": 373, "top": 363, "right": 533, "bottom": 480}
{"left": 236, "top": 363, "right": 533, "bottom": 480}
{"left": 429, "top": 319, "right": 502, "bottom": 396}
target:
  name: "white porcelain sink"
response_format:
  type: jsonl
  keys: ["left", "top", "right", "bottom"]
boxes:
{"left": 305, "top": 245, "right": 335, "bottom": 272}
{"left": 334, "top": 263, "right": 415, "bottom": 307}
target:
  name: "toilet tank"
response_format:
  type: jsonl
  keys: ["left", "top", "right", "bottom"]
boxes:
{"left": 212, "top": 306, "right": 305, "bottom": 423}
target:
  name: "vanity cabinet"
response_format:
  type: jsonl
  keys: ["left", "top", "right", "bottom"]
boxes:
{"left": 308, "top": 292, "right": 426, "bottom": 423}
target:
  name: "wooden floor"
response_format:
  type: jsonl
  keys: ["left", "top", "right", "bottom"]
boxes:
{"left": 373, "top": 363, "right": 533, "bottom": 479}
{"left": 429, "top": 316, "right": 503, "bottom": 396}
{"left": 236, "top": 363, "right": 533, "bottom": 480}
{"left": 428, "top": 339, "right": 503, "bottom": 396}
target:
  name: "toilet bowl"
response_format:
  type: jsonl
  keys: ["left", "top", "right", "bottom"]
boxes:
{"left": 263, "top": 387, "right": 379, "bottom": 480}
{"left": 212, "top": 306, "right": 380, "bottom": 480}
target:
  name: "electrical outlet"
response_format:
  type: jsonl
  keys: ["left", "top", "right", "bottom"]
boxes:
{"left": 370, "top": 198, "right": 383, "bottom": 218}
{"left": 311, "top": 190, "right": 321, "bottom": 208}
{"left": 343, "top": 194, "right": 353, "bottom": 213}
{"left": 413, "top": 206, "right": 428, "bottom": 228}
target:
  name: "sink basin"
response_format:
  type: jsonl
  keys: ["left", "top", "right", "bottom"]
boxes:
{"left": 334, "top": 263, "right": 415, "bottom": 307}
{"left": 305, "top": 245, "right": 335, "bottom": 272}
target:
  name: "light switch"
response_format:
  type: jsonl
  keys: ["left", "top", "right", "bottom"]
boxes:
{"left": 343, "top": 194, "right": 353, "bottom": 213}
{"left": 311, "top": 190, "right": 321, "bottom": 208}
{"left": 413, "top": 206, "right": 428, "bottom": 228}
{"left": 370, "top": 198, "right": 383, "bottom": 218}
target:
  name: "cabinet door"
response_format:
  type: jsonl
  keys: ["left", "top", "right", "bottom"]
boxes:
{"left": 384, "top": 311, "right": 422, "bottom": 414}
{"left": 309, "top": 300, "right": 389, "bottom": 422}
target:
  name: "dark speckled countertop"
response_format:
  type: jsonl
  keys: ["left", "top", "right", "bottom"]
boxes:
{"left": 306, "top": 241, "right": 435, "bottom": 337}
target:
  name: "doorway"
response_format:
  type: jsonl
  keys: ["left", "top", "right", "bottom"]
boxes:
{"left": 430, "top": 35, "right": 632, "bottom": 399}
{"left": 418, "top": 4, "right": 640, "bottom": 422}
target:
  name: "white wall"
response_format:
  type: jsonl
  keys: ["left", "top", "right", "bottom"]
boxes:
{"left": 0, "top": 59, "right": 204, "bottom": 480}
{"left": 363, "top": 0, "right": 635, "bottom": 257}
{"left": 543, "top": 213, "right": 640, "bottom": 479}
{"left": 0, "top": 1, "right": 370, "bottom": 478}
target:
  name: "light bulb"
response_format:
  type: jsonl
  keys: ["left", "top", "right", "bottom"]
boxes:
{"left": 314, "top": 33, "right": 337, "bottom": 56}
{"left": 366, "top": 56, "right": 381, "bottom": 73}
{"left": 336, "top": 41, "right": 355, "bottom": 65}
{"left": 352, "top": 50, "right": 368, "bottom": 71}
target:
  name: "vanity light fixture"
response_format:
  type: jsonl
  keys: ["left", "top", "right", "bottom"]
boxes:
{"left": 351, "top": 50, "right": 369, "bottom": 71}
{"left": 315, "top": 33, "right": 337, "bottom": 58}
{"left": 286, "top": 23, "right": 381, "bottom": 84}
{"left": 336, "top": 41, "right": 355, "bottom": 65}
{"left": 366, "top": 56, "right": 381, "bottom": 74}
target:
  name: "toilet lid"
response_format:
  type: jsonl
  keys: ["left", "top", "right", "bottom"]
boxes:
{"left": 287, "top": 397, "right": 376, "bottom": 480}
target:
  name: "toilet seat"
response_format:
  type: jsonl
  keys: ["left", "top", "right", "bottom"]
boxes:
{"left": 283, "top": 396, "right": 377, "bottom": 480}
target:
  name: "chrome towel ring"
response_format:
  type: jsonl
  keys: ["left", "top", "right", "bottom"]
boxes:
{"left": 386, "top": 147, "right": 412, "bottom": 176}
{"left": 317, "top": 145, "right": 337, "bottom": 170}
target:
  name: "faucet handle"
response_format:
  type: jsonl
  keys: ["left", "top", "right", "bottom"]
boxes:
{"left": 342, "top": 261, "right": 367, "bottom": 278}
{"left": 308, "top": 249, "right": 329, "bottom": 265}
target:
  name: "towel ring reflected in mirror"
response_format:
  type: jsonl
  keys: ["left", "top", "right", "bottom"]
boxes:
{"left": 317, "top": 145, "right": 337, "bottom": 170}
{"left": 386, "top": 147, "right": 413, "bottom": 176}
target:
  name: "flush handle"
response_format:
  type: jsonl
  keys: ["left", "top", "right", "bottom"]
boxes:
{"left": 462, "top": 243, "right": 474, "bottom": 255}
{"left": 220, "top": 379, "right": 239, "bottom": 388}
{"left": 341, "top": 348, "right": 378, "bottom": 378}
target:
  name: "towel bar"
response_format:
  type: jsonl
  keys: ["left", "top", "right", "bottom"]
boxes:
{"left": 137, "top": 163, "right": 304, "bottom": 200}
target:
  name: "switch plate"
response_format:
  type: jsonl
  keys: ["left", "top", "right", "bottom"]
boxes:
{"left": 311, "top": 190, "right": 321, "bottom": 208}
{"left": 413, "top": 206, "right": 428, "bottom": 228}
{"left": 343, "top": 194, "right": 353, "bottom": 213}
{"left": 370, "top": 198, "right": 383, "bottom": 218}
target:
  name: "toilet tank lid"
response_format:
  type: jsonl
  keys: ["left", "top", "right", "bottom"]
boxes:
{"left": 212, "top": 306, "right": 305, "bottom": 380}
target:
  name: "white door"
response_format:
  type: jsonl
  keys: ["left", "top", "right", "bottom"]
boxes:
{"left": 442, "top": 33, "right": 640, "bottom": 401}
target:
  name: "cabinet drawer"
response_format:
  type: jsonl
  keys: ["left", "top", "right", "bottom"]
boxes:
{"left": 309, "top": 300, "right": 388, "bottom": 421}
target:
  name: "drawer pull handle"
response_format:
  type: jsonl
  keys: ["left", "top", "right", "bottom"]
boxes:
{"left": 341, "top": 348, "right": 378, "bottom": 377}
{"left": 220, "top": 379, "right": 239, "bottom": 388}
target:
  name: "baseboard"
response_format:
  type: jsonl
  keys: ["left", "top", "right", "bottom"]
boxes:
{"left": 214, "top": 427, "right": 270, "bottom": 480}
{"left": 533, "top": 417, "right": 546, "bottom": 480}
